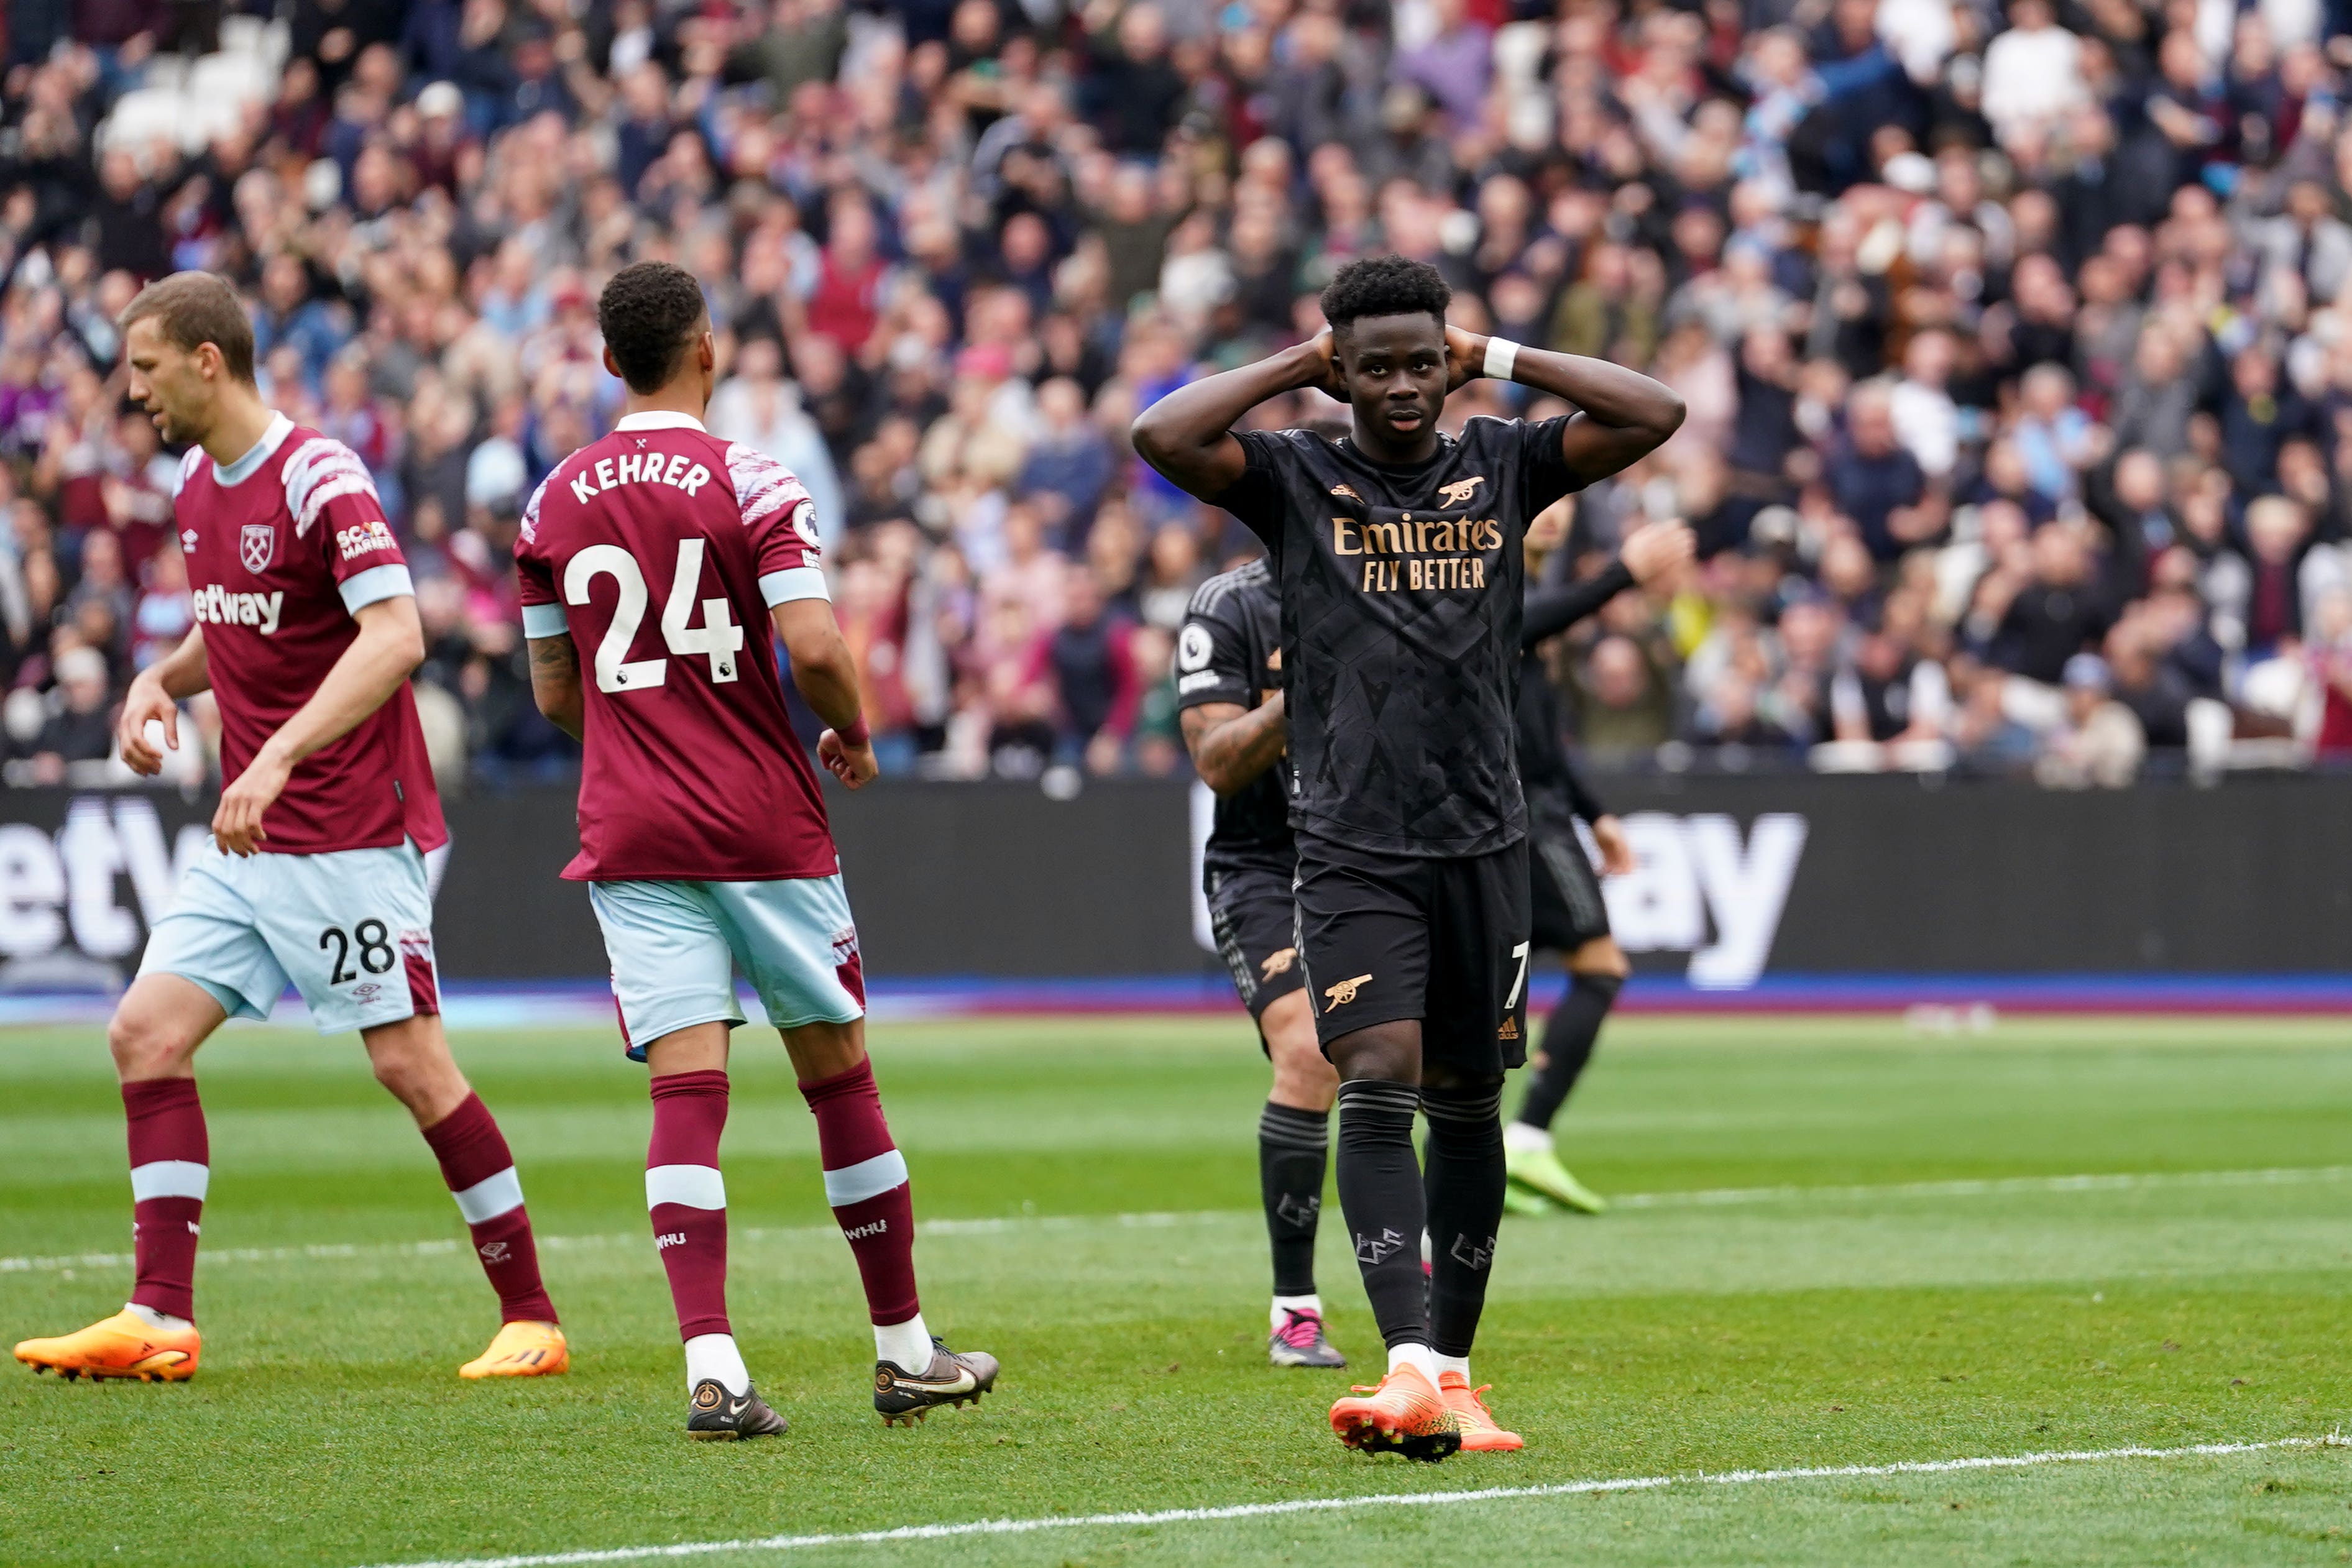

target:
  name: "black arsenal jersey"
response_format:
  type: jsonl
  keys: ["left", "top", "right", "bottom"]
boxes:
{"left": 1212, "top": 415, "right": 1582, "bottom": 857}
{"left": 1175, "top": 559, "right": 1295, "bottom": 878}
{"left": 1520, "top": 562, "right": 1631, "bottom": 827}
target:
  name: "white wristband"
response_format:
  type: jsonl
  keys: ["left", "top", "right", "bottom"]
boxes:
{"left": 1482, "top": 336, "right": 1520, "bottom": 382}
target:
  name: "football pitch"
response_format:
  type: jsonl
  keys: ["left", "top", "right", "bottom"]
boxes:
{"left": 3, "top": 1012, "right": 2350, "bottom": 1567}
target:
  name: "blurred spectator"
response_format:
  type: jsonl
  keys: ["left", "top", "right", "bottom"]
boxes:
{"left": 0, "top": 0, "right": 2336, "bottom": 792}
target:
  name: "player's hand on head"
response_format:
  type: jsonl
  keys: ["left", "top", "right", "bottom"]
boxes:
{"left": 1443, "top": 325, "right": 1486, "bottom": 392}
{"left": 818, "top": 728, "right": 878, "bottom": 789}
{"left": 1620, "top": 520, "right": 1696, "bottom": 586}
{"left": 1304, "top": 329, "right": 1346, "bottom": 400}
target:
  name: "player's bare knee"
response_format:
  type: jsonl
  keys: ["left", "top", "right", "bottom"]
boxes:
{"left": 1569, "top": 937, "right": 1630, "bottom": 981}
{"left": 364, "top": 1019, "right": 467, "bottom": 1121}
{"left": 781, "top": 1017, "right": 866, "bottom": 1083}
{"left": 1328, "top": 1020, "right": 1419, "bottom": 1084}
{"left": 1268, "top": 1037, "right": 1338, "bottom": 1111}
{"left": 108, "top": 1010, "right": 195, "bottom": 1081}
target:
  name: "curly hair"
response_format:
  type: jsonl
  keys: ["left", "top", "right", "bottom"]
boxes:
{"left": 598, "top": 261, "right": 708, "bottom": 393}
{"left": 1319, "top": 254, "right": 1451, "bottom": 332}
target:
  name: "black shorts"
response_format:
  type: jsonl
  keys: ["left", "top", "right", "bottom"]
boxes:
{"left": 1528, "top": 818, "right": 1610, "bottom": 953}
{"left": 1206, "top": 862, "right": 1305, "bottom": 1025}
{"left": 1292, "top": 833, "right": 1532, "bottom": 1075}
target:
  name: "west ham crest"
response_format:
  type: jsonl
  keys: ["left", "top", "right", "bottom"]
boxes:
{"left": 239, "top": 521, "right": 276, "bottom": 575}
{"left": 240, "top": 522, "right": 275, "bottom": 574}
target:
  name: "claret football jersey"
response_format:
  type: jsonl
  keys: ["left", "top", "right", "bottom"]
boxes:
{"left": 173, "top": 412, "right": 445, "bottom": 854}
{"left": 515, "top": 410, "right": 837, "bottom": 883}
{"left": 1208, "top": 415, "right": 1583, "bottom": 858}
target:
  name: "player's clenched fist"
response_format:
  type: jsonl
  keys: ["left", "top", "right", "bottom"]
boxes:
{"left": 115, "top": 673, "right": 180, "bottom": 776}
{"left": 819, "top": 728, "right": 878, "bottom": 789}
{"left": 213, "top": 747, "right": 293, "bottom": 856}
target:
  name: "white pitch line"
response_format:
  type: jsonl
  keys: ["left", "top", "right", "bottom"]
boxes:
{"left": 1611, "top": 1163, "right": 2352, "bottom": 1210}
{"left": 7, "top": 1165, "right": 2351, "bottom": 1279}
{"left": 357, "top": 1436, "right": 2348, "bottom": 1568}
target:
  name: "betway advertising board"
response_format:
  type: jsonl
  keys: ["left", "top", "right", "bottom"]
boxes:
{"left": 0, "top": 778, "right": 2345, "bottom": 986}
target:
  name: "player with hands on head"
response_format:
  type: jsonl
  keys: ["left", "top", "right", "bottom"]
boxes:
{"left": 1134, "top": 254, "right": 1684, "bottom": 1459}
{"left": 517, "top": 262, "right": 991, "bottom": 1440}
{"left": 17, "top": 272, "right": 566, "bottom": 1387}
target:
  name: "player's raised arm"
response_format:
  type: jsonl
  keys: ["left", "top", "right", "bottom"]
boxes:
{"left": 1131, "top": 335, "right": 1341, "bottom": 502}
{"left": 1520, "top": 520, "right": 1695, "bottom": 651}
{"left": 1451, "top": 327, "right": 1686, "bottom": 489}
{"left": 772, "top": 597, "right": 877, "bottom": 790}
{"left": 213, "top": 594, "right": 426, "bottom": 855}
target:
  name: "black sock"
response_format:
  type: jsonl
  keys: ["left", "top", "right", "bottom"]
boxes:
{"left": 1515, "top": 973, "right": 1621, "bottom": 1130}
{"left": 1334, "top": 1078, "right": 1427, "bottom": 1350}
{"left": 1258, "top": 1102, "right": 1328, "bottom": 1298}
{"left": 1422, "top": 1079, "right": 1506, "bottom": 1359}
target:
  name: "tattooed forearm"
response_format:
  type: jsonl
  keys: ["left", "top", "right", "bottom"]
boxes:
{"left": 1181, "top": 693, "right": 1287, "bottom": 795}
{"left": 526, "top": 633, "right": 586, "bottom": 741}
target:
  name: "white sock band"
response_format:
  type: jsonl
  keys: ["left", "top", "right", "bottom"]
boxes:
{"left": 1434, "top": 1352, "right": 1471, "bottom": 1381}
{"left": 1271, "top": 1293, "right": 1322, "bottom": 1329}
{"left": 646, "top": 1163, "right": 726, "bottom": 1210}
{"left": 1502, "top": 1121, "right": 1553, "bottom": 1155}
{"left": 875, "top": 1312, "right": 932, "bottom": 1371}
{"left": 822, "top": 1148, "right": 908, "bottom": 1207}
{"left": 123, "top": 1301, "right": 193, "bottom": 1332}
{"left": 451, "top": 1167, "right": 524, "bottom": 1224}
{"left": 129, "top": 1160, "right": 209, "bottom": 1202}
{"left": 684, "top": 1332, "right": 749, "bottom": 1396}
{"left": 1386, "top": 1342, "right": 1439, "bottom": 1382}
{"left": 1482, "top": 336, "right": 1520, "bottom": 382}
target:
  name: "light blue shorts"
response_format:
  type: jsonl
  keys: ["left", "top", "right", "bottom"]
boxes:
{"left": 137, "top": 840, "right": 442, "bottom": 1035}
{"left": 589, "top": 875, "right": 866, "bottom": 1060}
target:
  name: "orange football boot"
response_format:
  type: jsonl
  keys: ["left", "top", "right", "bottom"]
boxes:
{"left": 15, "top": 1310, "right": 200, "bottom": 1382}
{"left": 1329, "top": 1362, "right": 1461, "bottom": 1461}
{"left": 458, "top": 1320, "right": 569, "bottom": 1379}
{"left": 1438, "top": 1372, "right": 1524, "bottom": 1452}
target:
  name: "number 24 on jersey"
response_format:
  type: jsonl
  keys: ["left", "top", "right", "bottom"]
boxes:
{"left": 565, "top": 538, "right": 745, "bottom": 692}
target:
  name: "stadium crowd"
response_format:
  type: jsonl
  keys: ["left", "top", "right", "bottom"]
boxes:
{"left": 0, "top": 0, "right": 2348, "bottom": 787}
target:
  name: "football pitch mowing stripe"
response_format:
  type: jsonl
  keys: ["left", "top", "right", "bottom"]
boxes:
{"left": 2, "top": 1014, "right": 2350, "bottom": 1567}
{"left": 361, "top": 1436, "right": 2349, "bottom": 1567}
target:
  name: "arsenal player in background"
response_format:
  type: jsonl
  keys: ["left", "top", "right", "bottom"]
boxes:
{"left": 517, "top": 261, "right": 999, "bottom": 1439}
{"left": 15, "top": 272, "right": 567, "bottom": 1385}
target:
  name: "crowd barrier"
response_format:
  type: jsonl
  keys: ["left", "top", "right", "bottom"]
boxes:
{"left": 0, "top": 776, "right": 2345, "bottom": 992}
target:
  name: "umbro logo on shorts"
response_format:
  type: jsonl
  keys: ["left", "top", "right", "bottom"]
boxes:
{"left": 1323, "top": 973, "right": 1372, "bottom": 1011}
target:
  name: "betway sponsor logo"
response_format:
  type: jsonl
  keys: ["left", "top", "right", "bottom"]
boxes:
{"left": 0, "top": 797, "right": 209, "bottom": 962}
{"left": 1604, "top": 812, "right": 1808, "bottom": 989}
{"left": 190, "top": 583, "right": 283, "bottom": 635}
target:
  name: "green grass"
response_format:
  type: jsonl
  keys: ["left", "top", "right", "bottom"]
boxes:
{"left": 3, "top": 1014, "right": 2351, "bottom": 1567}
